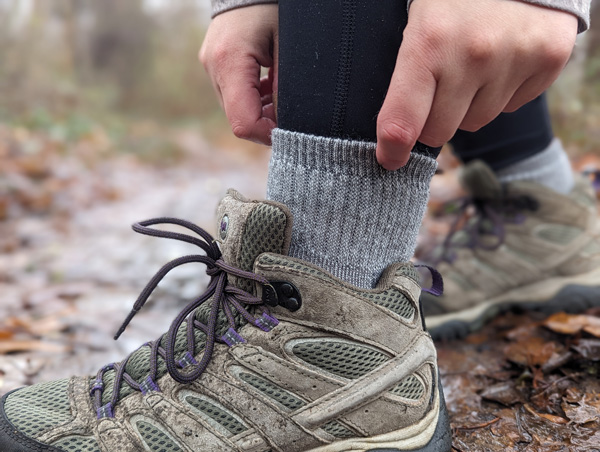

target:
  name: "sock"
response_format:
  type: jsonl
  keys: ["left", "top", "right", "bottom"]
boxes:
{"left": 495, "top": 138, "right": 574, "bottom": 194}
{"left": 266, "top": 128, "right": 437, "bottom": 289}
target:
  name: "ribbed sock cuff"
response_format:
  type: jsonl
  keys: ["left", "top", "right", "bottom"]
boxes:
{"left": 496, "top": 138, "right": 574, "bottom": 194}
{"left": 267, "top": 128, "right": 437, "bottom": 288}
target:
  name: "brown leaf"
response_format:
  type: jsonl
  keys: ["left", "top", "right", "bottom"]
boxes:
{"left": 562, "top": 396, "right": 600, "bottom": 424}
{"left": 571, "top": 339, "right": 600, "bottom": 361}
{"left": 523, "top": 404, "right": 569, "bottom": 424}
{"left": 0, "top": 340, "right": 67, "bottom": 354}
{"left": 504, "top": 337, "right": 556, "bottom": 367}
{"left": 543, "top": 312, "right": 600, "bottom": 337}
{"left": 480, "top": 382, "right": 523, "bottom": 406}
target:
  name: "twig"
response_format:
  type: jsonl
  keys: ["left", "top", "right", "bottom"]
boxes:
{"left": 454, "top": 417, "right": 500, "bottom": 430}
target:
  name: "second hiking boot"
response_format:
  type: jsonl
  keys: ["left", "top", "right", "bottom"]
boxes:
{"left": 422, "top": 160, "right": 600, "bottom": 340}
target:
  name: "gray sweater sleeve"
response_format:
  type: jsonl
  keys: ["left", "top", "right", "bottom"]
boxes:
{"left": 211, "top": 0, "right": 590, "bottom": 33}
{"left": 211, "top": 0, "right": 276, "bottom": 18}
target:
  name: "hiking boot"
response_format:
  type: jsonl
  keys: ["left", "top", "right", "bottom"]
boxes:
{"left": 422, "top": 160, "right": 600, "bottom": 340}
{"left": 0, "top": 189, "right": 451, "bottom": 452}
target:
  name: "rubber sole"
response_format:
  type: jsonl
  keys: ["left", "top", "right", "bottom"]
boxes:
{"left": 427, "top": 282, "right": 600, "bottom": 342}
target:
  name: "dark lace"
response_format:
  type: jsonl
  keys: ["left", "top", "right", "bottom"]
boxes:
{"left": 90, "top": 218, "right": 274, "bottom": 418}
{"left": 435, "top": 190, "right": 539, "bottom": 265}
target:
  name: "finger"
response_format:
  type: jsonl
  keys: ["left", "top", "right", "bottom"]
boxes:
{"left": 259, "top": 74, "right": 273, "bottom": 98}
{"left": 377, "top": 45, "right": 437, "bottom": 170}
{"left": 503, "top": 73, "right": 556, "bottom": 113}
{"left": 459, "top": 81, "right": 519, "bottom": 131}
{"left": 418, "top": 76, "right": 478, "bottom": 147}
{"left": 219, "top": 55, "right": 276, "bottom": 144}
{"left": 262, "top": 103, "right": 276, "bottom": 123}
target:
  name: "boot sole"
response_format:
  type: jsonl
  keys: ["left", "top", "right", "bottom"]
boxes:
{"left": 426, "top": 266, "right": 600, "bottom": 341}
{"left": 306, "top": 381, "right": 451, "bottom": 452}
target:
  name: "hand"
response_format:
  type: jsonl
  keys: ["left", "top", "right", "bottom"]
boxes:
{"left": 200, "top": 5, "right": 278, "bottom": 145}
{"left": 376, "top": 0, "right": 577, "bottom": 170}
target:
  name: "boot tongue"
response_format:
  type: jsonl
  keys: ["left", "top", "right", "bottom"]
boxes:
{"left": 460, "top": 160, "right": 502, "bottom": 200}
{"left": 215, "top": 189, "right": 293, "bottom": 272}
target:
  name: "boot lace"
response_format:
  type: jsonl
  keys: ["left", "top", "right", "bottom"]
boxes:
{"left": 90, "top": 218, "right": 277, "bottom": 418}
{"left": 434, "top": 190, "right": 539, "bottom": 265}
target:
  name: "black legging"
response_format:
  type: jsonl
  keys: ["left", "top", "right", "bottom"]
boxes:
{"left": 277, "top": 0, "right": 553, "bottom": 168}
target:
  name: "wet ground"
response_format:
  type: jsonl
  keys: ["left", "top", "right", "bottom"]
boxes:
{"left": 1, "top": 134, "right": 599, "bottom": 451}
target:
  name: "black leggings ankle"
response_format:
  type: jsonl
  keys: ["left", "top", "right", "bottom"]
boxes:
{"left": 277, "top": 0, "right": 554, "bottom": 167}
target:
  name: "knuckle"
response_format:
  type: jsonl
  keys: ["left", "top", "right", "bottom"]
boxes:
{"left": 378, "top": 120, "right": 418, "bottom": 148}
{"left": 199, "top": 46, "right": 208, "bottom": 66}
{"left": 231, "top": 121, "right": 253, "bottom": 140}
{"left": 212, "top": 44, "right": 231, "bottom": 62}
{"left": 542, "top": 41, "right": 571, "bottom": 69}
{"left": 464, "top": 35, "right": 495, "bottom": 63}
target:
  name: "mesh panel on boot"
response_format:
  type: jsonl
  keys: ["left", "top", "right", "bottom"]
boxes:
{"left": 184, "top": 394, "right": 248, "bottom": 437}
{"left": 236, "top": 204, "right": 289, "bottom": 292}
{"left": 52, "top": 435, "right": 101, "bottom": 452}
{"left": 4, "top": 379, "right": 73, "bottom": 438}
{"left": 292, "top": 340, "right": 389, "bottom": 380}
{"left": 535, "top": 224, "right": 583, "bottom": 245}
{"left": 388, "top": 375, "right": 425, "bottom": 400}
{"left": 291, "top": 340, "right": 426, "bottom": 399}
{"left": 363, "top": 292, "right": 414, "bottom": 320}
{"left": 321, "top": 420, "right": 357, "bottom": 439}
{"left": 239, "top": 372, "right": 305, "bottom": 411}
{"left": 135, "top": 420, "right": 184, "bottom": 452}
{"left": 395, "top": 265, "right": 420, "bottom": 282}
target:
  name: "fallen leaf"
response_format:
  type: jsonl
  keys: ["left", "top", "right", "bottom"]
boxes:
{"left": 0, "top": 340, "right": 67, "bottom": 354}
{"left": 523, "top": 404, "right": 569, "bottom": 424}
{"left": 572, "top": 339, "right": 600, "bottom": 361}
{"left": 0, "top": 330, "right": 14, "bottom": 340}
{"left": 504, "top": 337, "right": 556, "bottom": 367}
{"left": 543, "top": 312, "right": 600, "bottom": 337}
{"left": 562, "top": 396, "right": 600, "bottom": 424}
{"left": 480, "top": 382, "right": 523, "bottom": 406}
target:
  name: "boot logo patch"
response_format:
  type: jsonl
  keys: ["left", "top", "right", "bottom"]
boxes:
{"left": 219, "top": 214, "right": 230, "bottom": 240}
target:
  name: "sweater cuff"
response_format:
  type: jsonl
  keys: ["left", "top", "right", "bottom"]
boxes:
{"left": 211, "top": 0, "right": 277, "bottom": 18}
{"left": 407, "top": 0, "right": 590, "bottom": 33}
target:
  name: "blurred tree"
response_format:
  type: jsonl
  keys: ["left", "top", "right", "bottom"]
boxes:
{"left": 88, "top": 0, "right": 153, "bottom": 109}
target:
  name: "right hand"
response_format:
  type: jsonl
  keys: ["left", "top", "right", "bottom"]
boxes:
{"left": 200, "top": 5, "right": 278, "bottom": 145}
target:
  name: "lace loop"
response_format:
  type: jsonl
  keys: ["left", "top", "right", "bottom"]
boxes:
{"left": 91, "top": 218, "right": 274, "bottom": 417}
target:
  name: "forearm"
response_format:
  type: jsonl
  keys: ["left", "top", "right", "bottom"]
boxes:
{"left": 515, "top": 0, "right": 590, "bottom": 32}
{"left": 408, "top": 0, "right": 590, "bottom": 32}
{"left": 211, "top": 0, "right": 276, "bottom": 18}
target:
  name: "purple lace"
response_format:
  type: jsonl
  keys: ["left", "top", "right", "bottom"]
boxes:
{"left": 435, "top": 192, "right": 539, "bottom": 265}
{"left": 90, "top": 218, "right": 275, "bottom": 417}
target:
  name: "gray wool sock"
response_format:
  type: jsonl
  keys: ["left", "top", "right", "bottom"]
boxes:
{"left": 266, "top": 128, "right": 437, "bottom": 289}
{"left": 496, "top": 138, "right": 574, "bottom": 194}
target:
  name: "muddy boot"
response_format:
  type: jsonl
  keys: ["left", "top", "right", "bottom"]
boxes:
{"left": 0, "top": 190, "right": 451, "bottom": 452}
{"left": 422, "top": 161, "right": 600, "bottom": 340}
